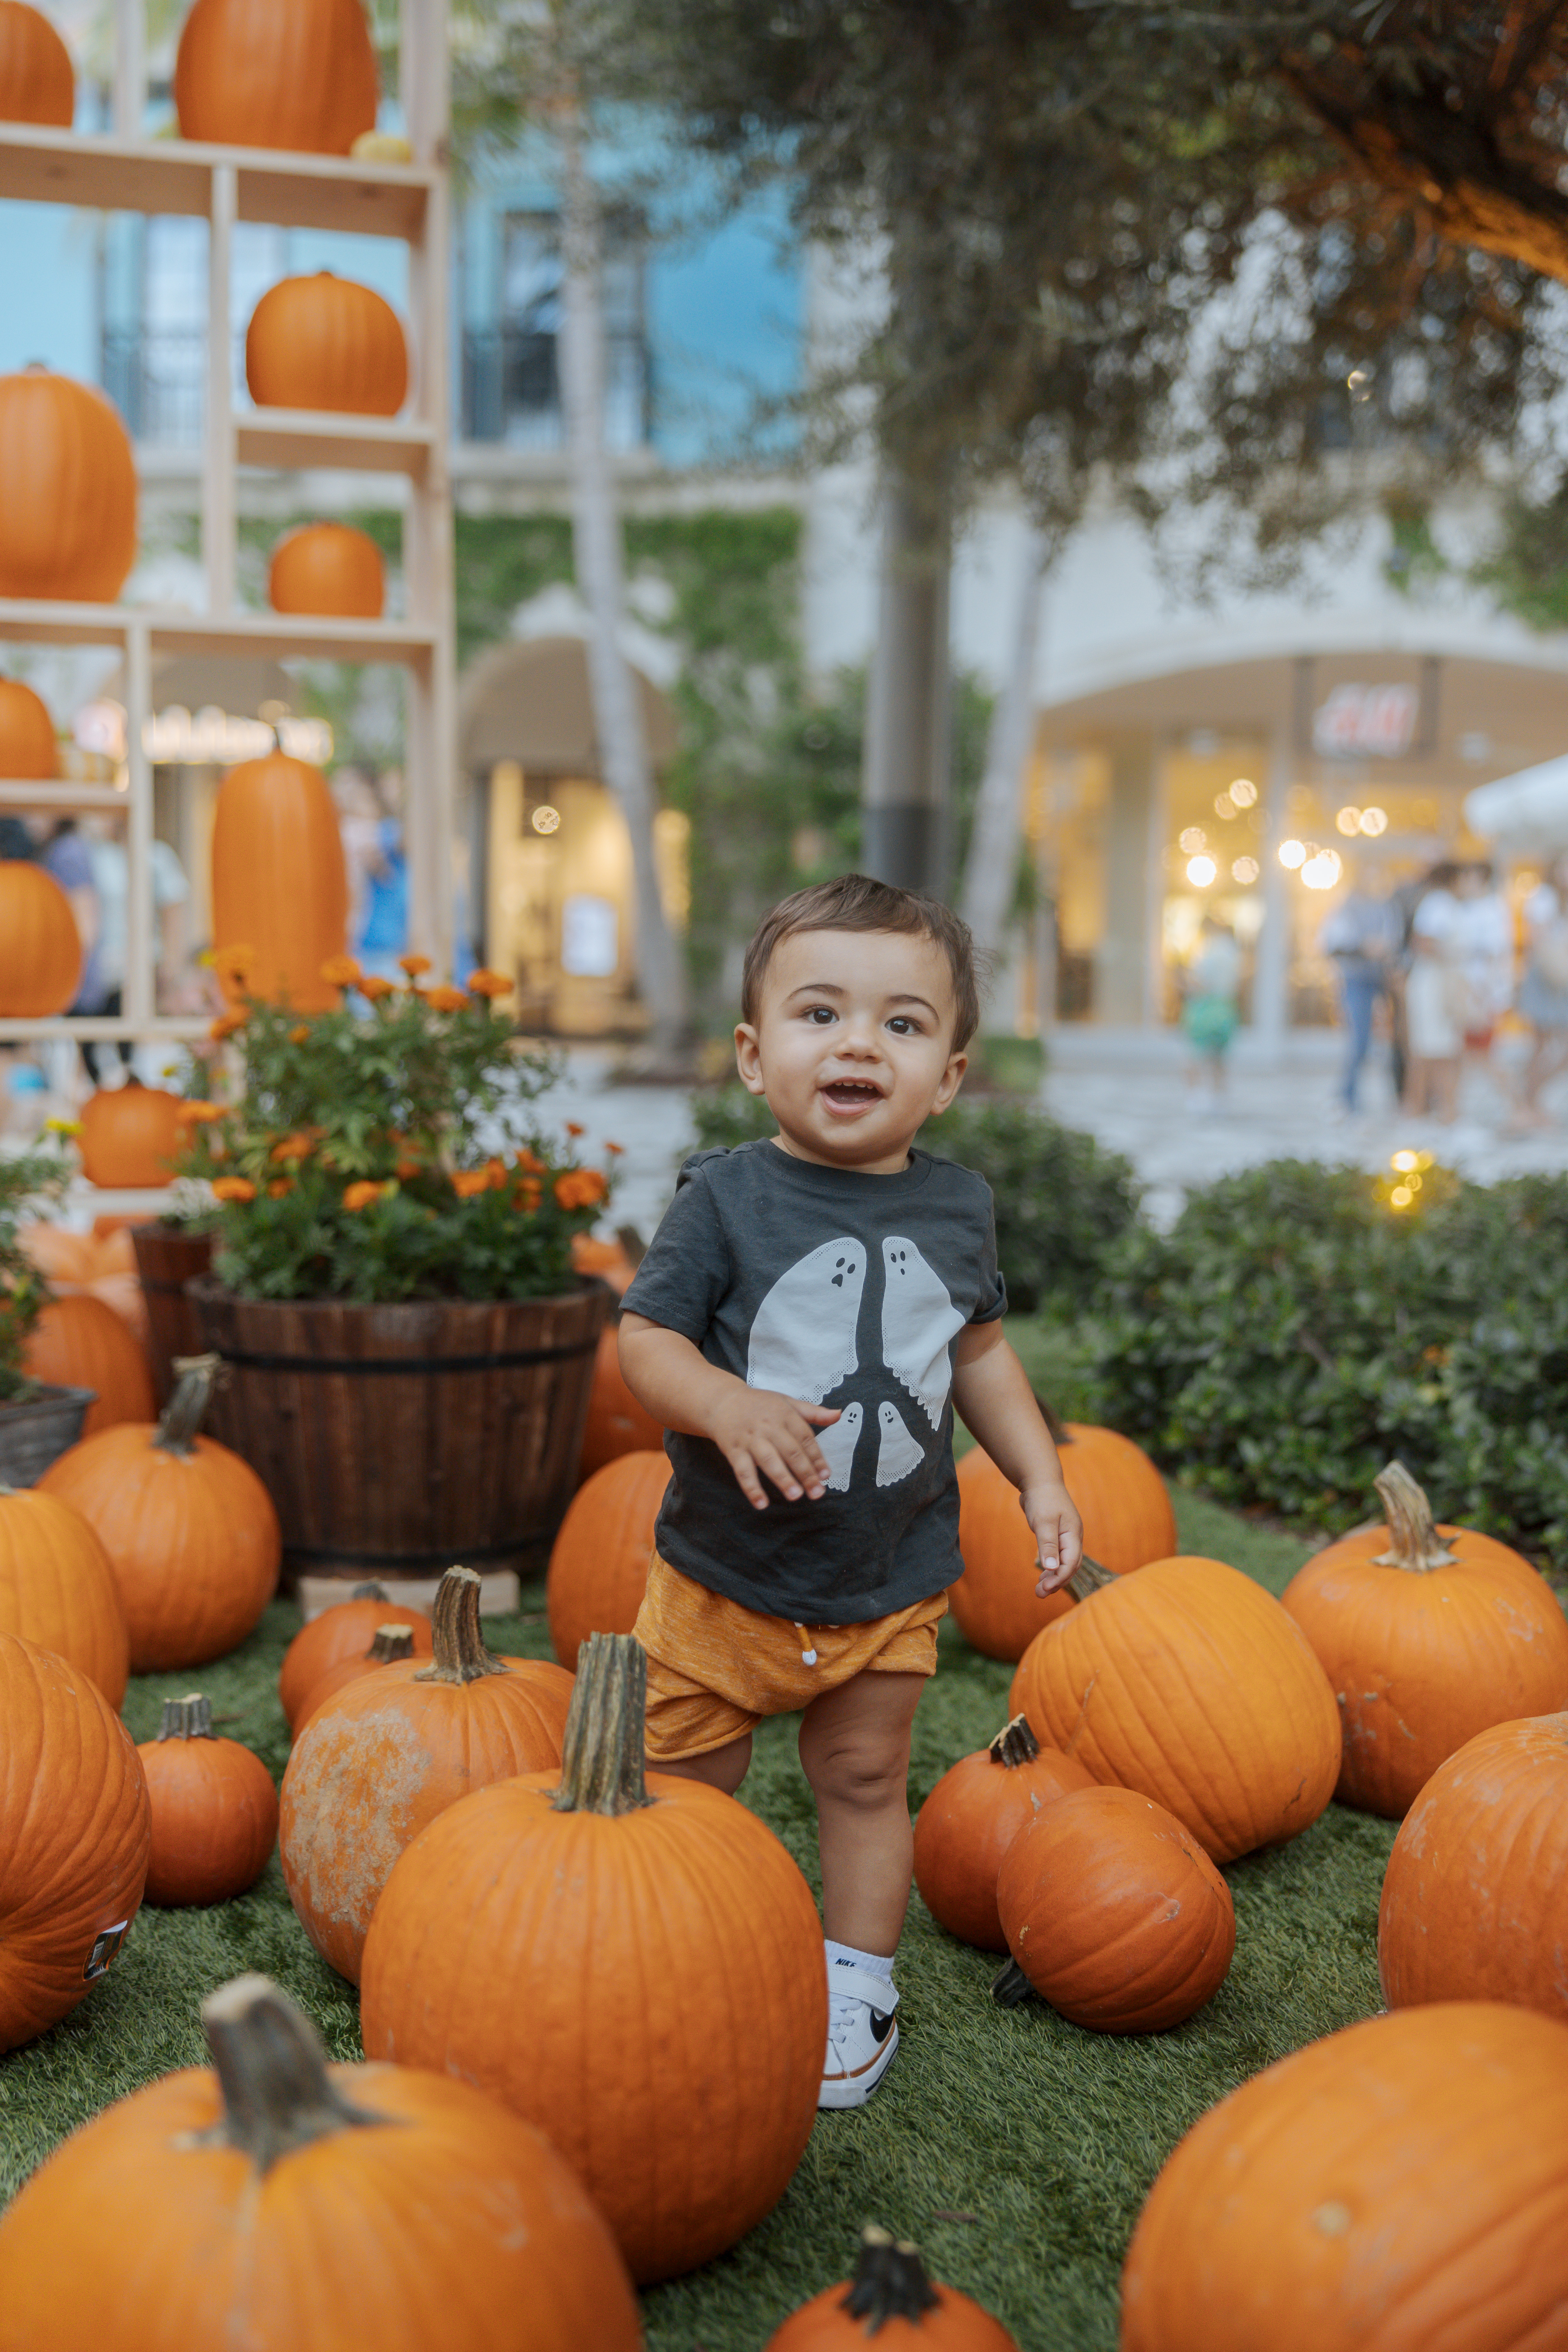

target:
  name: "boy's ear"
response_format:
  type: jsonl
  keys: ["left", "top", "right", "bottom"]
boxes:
{"left": 734, "top": 1022, "right": 768, "bottom": 1097}
{"left": 926, "top": 1048, "right": 968, "bottom": 1117}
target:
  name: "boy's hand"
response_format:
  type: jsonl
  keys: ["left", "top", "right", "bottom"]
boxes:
{"left": 707, "top": 1386, "right": 842, "bottom": 1510}
{"left": 1021, "top": 1480, "right": 1083, "bottom": 1595}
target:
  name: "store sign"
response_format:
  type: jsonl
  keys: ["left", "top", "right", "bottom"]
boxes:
{"left": 73, "top": 700, "right": 332, "bottom": 767}
{"left": 1312, "top": 683, "right": 1418, "bottom": 760}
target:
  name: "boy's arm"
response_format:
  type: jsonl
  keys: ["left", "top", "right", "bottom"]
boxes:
{"left": 952, "top": 1321, "right": 1083, "bottom": 1592}
{"left": 618, "top": 1311, "right": 841, "bottom": 1512}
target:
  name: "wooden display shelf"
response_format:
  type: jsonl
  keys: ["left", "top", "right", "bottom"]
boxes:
{"left": 0, "top": 780, "right": 127, "bottom": 810}
{"left": 236, "top": 410, "right": 436, "bottom": 480}
{"left": 0, "top": 122, "right": 433, "bottom": 239}
{"left": 0, "top": 601, "right": 438, "bottom": 666}
{"left": 0, "top": 1018, "right": 210, "bottom": 1041}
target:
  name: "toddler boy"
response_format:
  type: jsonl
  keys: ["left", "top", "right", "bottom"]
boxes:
{"left": 619, "top": 874, "right": 1082, "bottom": 2107}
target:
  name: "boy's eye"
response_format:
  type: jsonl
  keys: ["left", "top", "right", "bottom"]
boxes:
{"left": 804, "top": 1005, "right": 836, "bottom": 1024}
{"left": 887, "top": 1015, "right": 921, "bottom": 1036}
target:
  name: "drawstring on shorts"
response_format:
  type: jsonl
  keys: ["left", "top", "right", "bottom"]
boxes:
{"left": 794, "top": 1622, "right": 818, "bottom": 1666}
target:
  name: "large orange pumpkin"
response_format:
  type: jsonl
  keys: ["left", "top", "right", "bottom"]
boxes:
{"left": 361, "top": 1632, "right": 829, "bottom": 2285}
{"left": 138, "top": 1692, "right": 279, "bottom": 1906}
{"left": 276, "top": 1580, "right": 432, "bottom": 1730}
{"left": 295, "top": 1620, "right": 416, "bottom": 1727}
{"left": 279, "top": 1566, "right": 572, "bottom": 1984}
{"left": 24, "top": 1292, "right": 155, "bottom": 1435}
{"left": 174, "top": 0, "right": 377, "bottom": 154}
{"left": 1281, "top": 1460, "right": 1568, "bottom": 1818}
{"left": 19, "top": 1221, "right": 147, "bottom": 1340}
{"left": 913, "top": 1714, "right": 1093, "bottom": 1951}
{"left": 0, "top": 1974, "right": 643, "bottom": 2352}
{"left": 210, "top": 752, "right": 348, "bottom": 1011}
{"left": 0, "top": 676, "right": 56, "bottom": 777}
{"left": 76, "top": 1078, "right": 186, "bottom": 1190}
{"left": 951, "top": 1419, "right": 1177, "bottom": 1662}
{"left": 1120, "top": 2001, "right": 1568, "bottom": 2352}
{"left": 0, "top": 366, "right": 136, "bottom": 602}
{"left": 766, "top": 2228, "right": 1021, "bottom": 2350}
{"left": 0, "top": 1486, "right": 128, "bottom": 1708}
{"left": 579, "top": 1323, "right": 665, "bottom": 1480}
{"left": 0, "top": 861, "right": 80, "bottom": 1015}
{"left": 268, "top": 521, "right": 384, "bottom": 618}
{"left": 0, "top": 1629, "right": 149, "bottom": 2052}
{"left": 546, "top": 1447, "right": 670, "bottom": 1666}
{"left": 39, "top": 1353, "right": 280, "bottom": 1673}
{"left": 0, "top": 2, "right": 74, "bottom": 125}
{"left": 1010, "top": 1555, "right": 1342, "bottom": 1864}
{"left": 246, "top": 272, "right": 408, "bottom": 414}
{"left": 1379, "top": 1712, "right": 1568, "bottom": 2021}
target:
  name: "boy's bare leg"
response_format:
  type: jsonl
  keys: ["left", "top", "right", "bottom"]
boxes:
{"left": 798, "top": 1670, "right": 926, "bottom": 1955}
{"left": 651, "top": 1730, "right": 752, "bottom": 1796}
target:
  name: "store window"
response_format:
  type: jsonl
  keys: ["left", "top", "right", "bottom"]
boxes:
{"left": 462, "top": 211, "right": 650, "bottom": 448}
{"left": 1158, "top": 739, "right": 1267, "bottom": 1026}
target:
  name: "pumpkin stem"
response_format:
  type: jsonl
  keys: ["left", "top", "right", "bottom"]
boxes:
{"left": 553, "top": 1631, "right": 654, "bottom": 1816}
{"left": 158, "top": 1691, "right": 215, "bottom": 1740}
{"left": 156, "top": 1353, "right": 222, "bottom": 1455}
{"left": 351, "top": 1581, "right": 391, "bottom": 1603}
{"left": 366, "top": 1624, "right": 416, "bottom": 1664}
{"left": 413, "top": 1566, "right": 508, "bottom": 1685}
{"left": 1371, "top": 1461, "right": 1457, "bottom": 1572}
{"left": 840, "top": 2227, "right": 941, "bottom": 2326}
{"left": 198, "top": 1974, "right": 382, "bottom": 2175}
{"left": 988, "top": 1713, "right": 1040, "bottom": 1770}
{"left": 991, "top": 1958, "right": 1037, "bottom": 2008}
{"left": 1034, "top": 1392, "right": 1069, "bottom": 1445}
{"left": 1065, "top": 1554, "right": 1116, "bottom": 1605}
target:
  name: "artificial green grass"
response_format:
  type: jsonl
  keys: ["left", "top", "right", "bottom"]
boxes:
{"left": 0, "top": 1484, "right": 1396, "bottom": 2352}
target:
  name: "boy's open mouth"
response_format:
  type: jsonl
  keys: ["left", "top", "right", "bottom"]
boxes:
{"left": 820, "top": 1079, "right": 884, "bottom": 1112}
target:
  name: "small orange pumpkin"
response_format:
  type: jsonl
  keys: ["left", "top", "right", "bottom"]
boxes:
{"left": 76, "top": 1078, "right": 187, "bottom": 1190}
{"left": 267, "top": 522, "right": 384, "bottom": 618}
{"left": 174, "top": 0, "right": 378, "bottom": 154}
{"left": 210, "top": 752, "right": 348, "bottom": 1011}
{"left": 546, "top": 1447, "right": 671, "bottom": 1667}
{"left": 579, "top": 1322, "right": 665, "bottom": 1480}
{"left": 276, "top": 1581, "right": 432, "bottom": 1730}
{"left": 0, "top": 860, "right": 81, "bottom": 1016}
{"left": 913, "top": 1715, "right": 1094, "bottom": 1951}
{"left": 765, "top": 2227, "right": 1021, "bottom": 2350}
{"left": 245, "top": 272, "right": 408, "bottom": 415}
{"left": 23, "top": 1292, "right": 155, "bottom": 1435}
{"left": 0, "top": 2, "right": 74, "bottom": 125}
{"left": 0, "top": 677, "right": 56, "bottom": 778}
{"left": 295, "top": 1620, "right": 416, "bottom": 1728}
{"left": 0, "top": 366, "right": 137, "bottom": 603}
{"left": 0, "top": 1486, "right": 129, "bottom": 1708}
{"left": 138, "top": 1692, "right": 279, "bottom": 1906}
{"left": 19, "top": 1222, "right": 147, "bottom": 1341}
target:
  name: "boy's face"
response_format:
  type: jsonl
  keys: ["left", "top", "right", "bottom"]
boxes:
{"left": 735, "top": 926, "right": 968, "bottom": 1171}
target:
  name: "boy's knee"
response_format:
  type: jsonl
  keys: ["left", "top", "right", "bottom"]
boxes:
{"left": 800, "top": 1727, "right": 910, "bottom": 1809}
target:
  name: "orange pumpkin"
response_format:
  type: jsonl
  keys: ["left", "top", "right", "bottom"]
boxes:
{"left": 268, "top": 521, "right": 385, "bottom": 618}
{"left": 1120, "top": 2002, "right": 1568, "bottom": 2352}
{"left": 0, "top": 1629, "right": 149, "bottom": 2053}
{"left": 951, "top": 1419, "right": 1176, "bottom": 1662}
{"left": 174, "top": 0, "right": 377, "bottom": 154}
{"left": 245, "top": 272, "right": 408, "bottom": 415}
{"left": 0, "top": 2, "right": 74, "bottom": 125}
{"left": 277, "top": 1581, "right": 432, "bottom": 1730}
{"left": 0, "top": 860, "right": 81, "bottom": 1016}
{"left": 0, "top": 1974, "right": 643, "bottom": 2352}
{"left": 0, "top": 366, "right": 136, "bottom": 602}
{"left": 766, "top": 2228, "right": 1021, "bottom": 2350}
{"left": 1010, "top": 1556, "right": 1342, "bottom": 1864}
{"left": 75, "top": 1078, "right": 186, "bottom": 1190}
{"left": 0, "top": 676, "right": 56, "bottom": 777}
{"left": 19, "top": 1221, "right": 147, "bottom": 1340}
{"left": 913, "top": 1714, "right": 1094, "bottom": 1951}
{"left": 295, "top": 1620, "right": 416, "bottom": 1728}
{"left": 0, "top": 1486, "right": 128, "bottom": 1708}
{"left": 1281, "top": 1460, "right": 1568, "bottom": 1818}
{"left": 995, "top": 1783, "right": 1235, "bottom": 2032}
{"left": 279, "top": 1566, "right": 572, "bottom": 1984}
{"left": 210, "top": 752, "right": 348, "bottom": 1011}
{"left": 138, "top": 1692, "right": 279, "bottom": 1906}
{"left": 39, "top": 1353, "right": 280, "bottom": 1673}
{"left": 579, "top": 1323, "right": 665, "bottom": 1480}
{"left": 360, "top": 1633, "right": 829, "bottom": 2285}
{"left": 546, "top": 1447, "right": 670, "bottom": 1667}
{"left": 24, "top": 1292, "right": 155, "bottom": 1435}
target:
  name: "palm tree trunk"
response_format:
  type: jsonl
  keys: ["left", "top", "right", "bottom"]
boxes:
{"left": 860, "top": 467, "right": 952, "bottom": 894}
{"left": 957, "top": 526, "right": 1048, "bottom": 959}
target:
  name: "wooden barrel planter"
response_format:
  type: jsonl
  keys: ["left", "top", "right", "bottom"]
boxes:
{"left": 189, "top": 1276, "right": 613, "bottom": 1589}
{"left": 130, "top": 1222, "right": 215, "bottom": 1407}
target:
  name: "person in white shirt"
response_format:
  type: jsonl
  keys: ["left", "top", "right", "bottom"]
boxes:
{"left": 1404, "top": 861, "right": 1511, "bottom": 1124}
{"left": 1513, "top": 851, "right": 1568, "bottom": 1126}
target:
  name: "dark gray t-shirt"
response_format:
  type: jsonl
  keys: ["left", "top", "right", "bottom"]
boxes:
{"left": 621, "top": 1138, "right": 1006, "bottom": 1624}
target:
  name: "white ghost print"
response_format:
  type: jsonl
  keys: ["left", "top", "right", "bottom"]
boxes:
{"left": 880, "top": 1236, "right": 964, "bottom": 1427}
{"left": 746, "top": 1237, "right": 864, "bottom": 1405}
{"left": 876, "top": 1401, "right": 925, "bottom": 1487}
{"left": 815, "top": 1400, "right": 863, "bottom": 1493}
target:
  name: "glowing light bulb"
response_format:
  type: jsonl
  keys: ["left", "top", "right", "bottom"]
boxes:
{"left": 1229, "top": 778, "right": 1258, "bottom": 807}
{"left": 1336, "top": 806, "right": 1362, "bottom": 836}
{"left": 1301, "top": 850, "right": 1342, "bottom": 890}
{"left": 1213, "top": 792, "right": 1237, "bottom": 819}
{"left": 1279, "top": 839, "right": 1307, "bottom": 870}
{"left": 1392, "top": 1150, "right": 1418, "bottom": 1173}
{"left": 1232, "top": 856, "right": 1259, "bottom": 885}
{"left": 1359, "top": 806, "right": 1388, "bottom": 836}
{"left": 1390, "top": 1183, "right": 1413, "bottom": 1209}
{"left": 1186, "top": 855, "right": 1217, "bottom": 887}
{"left": 532, "top": 805, "right": 561, "bottom": 835}
{"left": 1178, "top": 826, "right": 1208, "bottom": 854}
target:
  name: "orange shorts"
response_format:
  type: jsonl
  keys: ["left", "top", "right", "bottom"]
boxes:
{"left": 634, "top": 1553, "right": 947, "bottom": 1762}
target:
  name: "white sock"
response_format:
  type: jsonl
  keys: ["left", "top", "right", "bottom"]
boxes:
{"left": 825, "top": 1938, "right": 895, "bottom": 1982}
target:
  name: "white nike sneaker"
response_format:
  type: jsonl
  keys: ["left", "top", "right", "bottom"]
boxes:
{"left": 819, "top": 1963, "right": 899, "bottom": 2109}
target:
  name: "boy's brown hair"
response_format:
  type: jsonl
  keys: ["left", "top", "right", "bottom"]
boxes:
{"left": 741, "top": 875, "right": 982, "bottom": 1051}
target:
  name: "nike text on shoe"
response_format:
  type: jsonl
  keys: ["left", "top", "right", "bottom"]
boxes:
{"left": 819, "top": 1963, "right": 900, "bottom": 2109}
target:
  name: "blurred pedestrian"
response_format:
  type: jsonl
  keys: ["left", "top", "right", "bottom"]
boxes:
{"left": 80, "top": 818, "right": 191, "bottom": 1083}
{"left": 1318, "top": 868, "right": 1396, "bottom": 1118}
{"left": 1511, "top": 850, "right": 1568, "bottom": 1128}
{"left": 1181, "top": 914, "right": 1242, "bottom": 1114}
{"left": 1403, "top": 863, "right": 1463, "bottom": 1122}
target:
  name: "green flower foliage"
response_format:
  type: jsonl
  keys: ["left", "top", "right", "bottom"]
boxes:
{"left": 0, "top": 1143, "right": 68, "bottom": 1399}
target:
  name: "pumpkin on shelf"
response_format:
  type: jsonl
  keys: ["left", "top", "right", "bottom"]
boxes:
{"left": 1010, "top": 1555, "right": 1341, "bottom": 1865}
{"left": 578, "top": 1321, "right": 665, "bottom": 1480}
{"left": 0, "top": 366, "right": 136, "bottom": 603}
{"left": 210, "top": 752, "right": 348, "bottom": 1012}
{"left": 137, "top": 1693, "right": 279, "bottom": 1906}
{"left": 0, "top": 861, "right": 80, "bottom": 1017}
{"left": 913, "top": 1714, "right": 1093, "bottom": 1952}
{"left": 280, "top": 1565, "right": 572, "bottom": 1984}
{"left": 0, "top": 676, "right": 56, "bottom": 778}
{"left": 361, "top": 1632, "right": 828, "bottom": 2285}
{"left": 950, "top": 1410, "right": 1176, "bottom": 1663}
{"left": 39, "top": 1352, "right": 280, "bottom": 1673}
{"left": 546, "top": 1447, "right": 670, "bottom": 1667}
{"left": 0, "top": 2, "right": 74, "bottom": 126}
{"left": 1120, "top": 2001, "right": 1568, "bottom": 2352}
{"left": 1281, "top": 1460, "right": 1568, "bottom": 1818}
{"left": 23, "top": 1291, "right": 155, "bottom": 1435}
{"left": 295, "top": 1621, "right": 416, "bottom": 1728}
{"left": 765, "top": 2227, "right": 1021, "bottom": 2350}
{"left": 276, "top": 1580, "right": 431, "bottom": 1730}
{"left": 173, "top": 0, "right": 378, "bottom": 154}
{"left": 19, "top": 1220, "right": 147, "bottom": 1340}
{"left": 74, "top": 1079, "right": 187, "bottom": 1191}
{"left": 0, "top": 1628, "right": 149, "bottom": 2053}
{"left": 0, "top": 1486, "right": 128, "bottom": 1708}
{"left": 268, "top": 521, "right": 385, "bottom": 619}
{"left": 0, "top": 1973, "right": 643, "bottom": 2352}
{"left": 245, "top": 272, "right": 409, "bottom": 415}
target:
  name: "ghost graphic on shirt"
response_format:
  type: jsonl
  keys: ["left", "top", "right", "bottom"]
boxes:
{"left": 881, "top": 1236, "right": 964, "bottom": 1428}
{"left": 746, "top": 1237, "right": 864, "bottom": 1405}
{"left": 876, "top": 1401, "right": 925, "bottom": 1487}
{"left": 815, "top": 1400, "right": 863, "bottom": 1493}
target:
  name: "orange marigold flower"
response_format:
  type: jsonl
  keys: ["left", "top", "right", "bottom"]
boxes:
{"left": 484, "top": 1157, "right": 509, "bottom": 1190}
{"left": 554, "top": 1168, "right": 609, "bottom": 1211}
{"left": 267, "top": 1178, "right": 292, "bottom": 1199}
{"left": 209, "top": 1012, "right": 247, "bottom": 1041}
{"left": 512, "top": 1187, "right": 540, "bottom": 1215}
{"left": 514, "top": 1147, "right": 545, "bottom": 1174}
{"left": 269, "top": 1132, "right": 315, "bottom": 1163}
{"left": 450, "top": 1169, "right": 491, "bottom": 1199}
{"left": 321, "top": 954, "right": 363, "bottom": 988}
{"left": 288, "top": 1023, "right": 311, "bottom": 1045}
{"left": 394, "top": 1156, "right": 422, "bottom": 1181}
{"left": 360, "top": 974, "right": 396, "bottom": 1002}
{"left": 425, "top": 984, "right": 469, "bottom": 1013}
{"left": 565, "top": 1121, "right": 586, "bottom": 1137}
{"left": 399, "top": 953, "right": 432, "bottom": 978}
{"left": 604, "top": 1139, "right": 625, "bottom": 1155}
{"left": 342, "top": 1180, "right": 388, "bottom": 1211}
{"left": 211, "top": 1176, "right": 257, "bottom": 1203}
{"left": 174, "top": 1099, "right": 224, "bottom": 1125}
{"left": 466, "top": 968, "right": 514, "bottom": 998}
{"left": 213, "top": 942, "right": 255, "bottom": 979}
